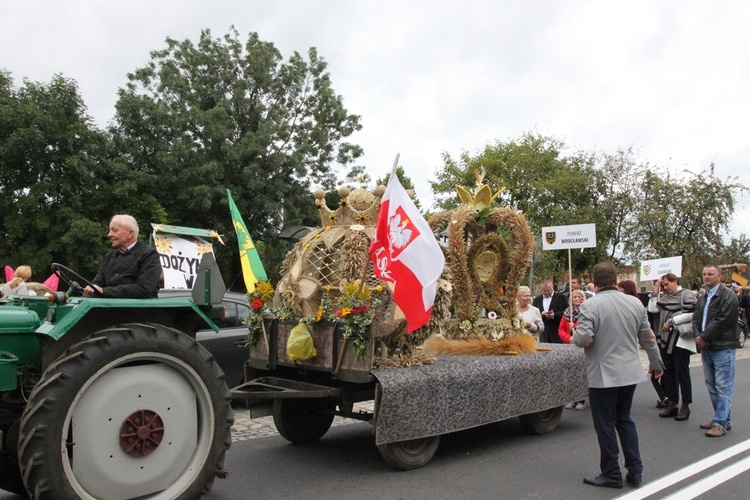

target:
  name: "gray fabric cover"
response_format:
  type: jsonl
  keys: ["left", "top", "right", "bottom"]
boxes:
{"left": 371, "top": 343, "right": 587, "bottom": 445}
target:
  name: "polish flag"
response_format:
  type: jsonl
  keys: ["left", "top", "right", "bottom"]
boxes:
{"left": 368, "top": 156, "right": 445, "bottom": 332}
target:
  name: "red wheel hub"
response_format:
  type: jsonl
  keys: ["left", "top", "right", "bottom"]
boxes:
{"left": 119, "top": 409, "right": 165, "bottom": 457}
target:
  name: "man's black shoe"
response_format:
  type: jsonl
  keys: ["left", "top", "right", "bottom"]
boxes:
{"left": 583, "top": 475, "right": 623, "bottom": 489}
{"left": 626, "top": 472, "right": 642, "bottom": 487}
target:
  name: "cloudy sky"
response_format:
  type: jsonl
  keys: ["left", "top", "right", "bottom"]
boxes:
{"left": 2, "top": 0, "right": 748, "bottom": 239}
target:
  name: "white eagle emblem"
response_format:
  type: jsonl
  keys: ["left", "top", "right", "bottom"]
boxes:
{"left": 388, "top": 213, "right": 413, "bottom": 249}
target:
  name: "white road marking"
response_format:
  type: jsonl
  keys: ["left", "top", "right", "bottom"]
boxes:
{"left": 662, "top": 454, "right": 750, "bottom": 499}
{"left": 616, "top": 438, "right": 750, "bottom": 500}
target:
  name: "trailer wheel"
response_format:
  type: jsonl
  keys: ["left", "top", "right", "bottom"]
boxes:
{"left": 519, "top": 406, "right": 564, "bottom": 435}
{"left": 17, "top": 323, "right": 232, "bottom": 500}
{"left": 377, "top": 436, "right": 441, "bottom": 470}
{"left": 273, "top": 399, "right": 335, "bottom": 444}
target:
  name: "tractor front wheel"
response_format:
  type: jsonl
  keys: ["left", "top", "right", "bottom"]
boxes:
{"left": 18, "top": 323, "right": 232, "bottom": 499}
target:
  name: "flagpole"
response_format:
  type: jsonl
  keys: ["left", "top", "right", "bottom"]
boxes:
{"left": 568, "top": 248, "right": 573, "bottom": 302}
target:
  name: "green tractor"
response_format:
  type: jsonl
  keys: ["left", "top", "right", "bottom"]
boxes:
{"left": 0, "top": 256, "right": 233, "bottom": 499}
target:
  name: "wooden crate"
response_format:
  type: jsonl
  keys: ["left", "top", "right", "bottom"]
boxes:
{"left": 248, "top": 319, "right": 374, "bottom": 381}
{"left": 276, "top": 321, "right": 337, "bottom": 369}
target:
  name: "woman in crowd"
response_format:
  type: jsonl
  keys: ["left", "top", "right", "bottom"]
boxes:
{"left": 618, "top": 279, "right": 669, "bottom": 408}
{"left": 648, "top": 273, "right": 696, "bottom": 421}
{"left": 559, "top": 289, "right": 587, "bottom": 410}
{"left": 1, "top": 265, "right": 32, "bottom": 297}
{"left": 517, "top": 285, "right": 543, "bottom": 338}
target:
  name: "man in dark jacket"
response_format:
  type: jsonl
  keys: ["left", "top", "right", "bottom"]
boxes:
{"left": 693, "top": 264, "right": 740, "bottom": 437}
{"left": 533, "top": 279, "right": 569, "bottom": 343}
{"left": 83, "top": 215, "right": 162, "bottom": 298}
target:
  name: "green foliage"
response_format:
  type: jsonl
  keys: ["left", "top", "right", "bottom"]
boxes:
{"left": 431, "top": 131, "right": 607, "bottom": 280}
{"left": 0, "top": 71, "right": 115, "bottom": 277}
{"left": 592, "top": 148, "right": 649, "bottom": 261}
{"left": 629, "top": 164, "right": 746, "bottom": 276}
{"left": 430, "top": 134, "right": 747, "bottom": 284}
{"left": 2, "top": 52, "right": 747, "bottom": 293}
{"left": 375, "top": 165, "right": 421, "bottom": 210}
{"left": 111, "top": 28, "right": 363, "bottom": 287}
{"left": 714, "top": 235, "right": 750, "bottom": 265}
{"left": 343, "top": 165, "right": 372, "bottom": 189}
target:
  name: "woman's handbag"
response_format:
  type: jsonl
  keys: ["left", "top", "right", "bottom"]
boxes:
{"left": 672, "top": 290, "right": 695, "bottom": 339}
{"left": 673, "top": 290, "right": 696, "bottom": 352}
{"left": 673, "top": 313, "right": 694, "bottom": 339}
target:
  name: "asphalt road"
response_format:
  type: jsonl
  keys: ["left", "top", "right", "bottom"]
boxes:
{"left": 206, "top": 355, "right": 750, "bottom": 500}
{"left": 3, "top": 354, "right": 750, "bottom": 499}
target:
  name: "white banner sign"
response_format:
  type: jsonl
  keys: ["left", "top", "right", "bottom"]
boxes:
{"left": 153, "top": 234, "right": 215, "bottom": 289}
{"left": 542, "top": 223, "right": 597, "bottom": 250}
{"left": 640, "top": 256, "right": 683, "bottom": 281}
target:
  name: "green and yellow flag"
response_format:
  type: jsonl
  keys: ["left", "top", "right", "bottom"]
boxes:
{"left": 227, "top": 189, "right": 267, "bottom": 292}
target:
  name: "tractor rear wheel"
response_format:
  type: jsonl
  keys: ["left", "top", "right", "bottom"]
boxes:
{"left": 18, "top": 323, "right": 232, "bottom": 499}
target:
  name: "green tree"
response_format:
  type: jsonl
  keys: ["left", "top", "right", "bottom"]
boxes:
{"left": 430, "top": 131, "right": 607, "bottom": 283}
{"left": 713, "top": 235, "right": 750, "bottom": 266}
{"left": 630, "top": 164, "right": 746, "bottom": 277}
{"left": 112, "top": 28, "right": 363, "bottom": 286}
{"left": 593, "top": 147, "right": 652, "bottom": 262}
{"left": 0, "top": 71, "right": 117, "bottom": 277}
{"left": 343, "top": 165, "right": 371, "bottom": 189}
{"left": 375, "top": 165, "right": 422, "bottom": 210}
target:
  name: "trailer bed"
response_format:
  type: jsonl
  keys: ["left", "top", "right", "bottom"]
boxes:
{"left": 371, "top": 345, "right": 587, "bottom": 445}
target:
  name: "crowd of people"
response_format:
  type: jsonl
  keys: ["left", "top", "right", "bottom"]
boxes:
{"left": 521, "top": 265, "right": 744, "bottom": 489}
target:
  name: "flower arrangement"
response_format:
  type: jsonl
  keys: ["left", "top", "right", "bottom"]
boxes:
{"left": 301, "top": 287, "right": 338, "bottom": 326}
{"left": 245, "top": 281, "right": 275, "bottom": 347}
{"left": 336, "top": 280, "right": 382, "bottom": 362}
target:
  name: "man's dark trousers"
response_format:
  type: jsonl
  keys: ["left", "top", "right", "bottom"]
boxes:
{"left": 588, "top": 385, "right": 643, "bottom": 480}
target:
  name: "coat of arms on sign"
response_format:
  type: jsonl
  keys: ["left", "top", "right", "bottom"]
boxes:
{"left": 545, "top": 231, "right": 556, "bottom": 245}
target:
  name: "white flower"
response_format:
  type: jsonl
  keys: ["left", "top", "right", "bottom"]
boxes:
{"left": 488, "top": 311, "right": 498, "bottom": 320}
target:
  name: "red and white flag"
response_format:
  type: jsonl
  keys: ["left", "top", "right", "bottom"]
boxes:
{"left": 369, "top": 156, "right": 445, "bottom": 332}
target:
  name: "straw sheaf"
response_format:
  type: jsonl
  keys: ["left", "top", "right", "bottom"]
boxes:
{"left": 406, "top": 269, "right": 452, "bottom": 346}
{"left": 373, "top": 333, "right": 437, "bottom": 368}
{"left": 373, "top": 350, "right": 437, "bottom": 368}
{"left": 485, "top": 207, "right": 535, "bottom": 318}
{"left": 428, "top": 209, "right": 453, "bottom": 233}
{"left": 422, "top": 334, "right": 544, "bottom": 356}
{"left": 340, "top": 229, "right": 371, "bottom": 282}
{"left": 443, "top": 206, "right": 479, "bottom": 321}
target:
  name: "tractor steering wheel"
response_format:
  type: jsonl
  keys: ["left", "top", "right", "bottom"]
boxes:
{"left": 51, "top": 263, "right": 101, "bottom": 296}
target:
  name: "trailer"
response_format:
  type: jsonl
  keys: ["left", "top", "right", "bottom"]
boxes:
{"left": 232, "top": 319, "right": 587, "bottom": 470}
